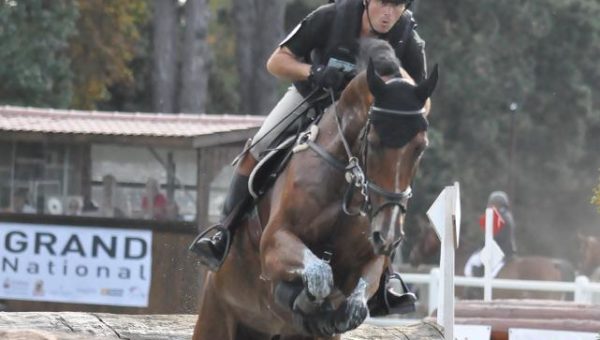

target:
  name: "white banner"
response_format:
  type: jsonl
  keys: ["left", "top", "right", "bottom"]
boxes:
{"left": 455, "top": 325, "right": 491, "bottom": 340}
{"left": 0, "top": 222, "right": 152, "bottom": 307}
{"left": 509, "top": 328, "right": 598, "bottom": 340}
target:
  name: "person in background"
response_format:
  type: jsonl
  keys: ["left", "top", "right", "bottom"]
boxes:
{"left": 141, "top": 177, "right": 168, "bottom": 220}
{"left": 65, "top": 197, "right": 83, "bottom": 216}
{"left": 99, "top": 174, "right": 125, "bottom": 218}
{"left": 464, "top": 190, "right": 518, "bottom": 278}
{"left": 487, "top": 191, "right": 518, "bottom": 259}
{"left": 9, "top": 188, "right": 36, "bottom": 214}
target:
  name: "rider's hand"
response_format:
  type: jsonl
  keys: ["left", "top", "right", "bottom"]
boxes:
{"left": 309, "top": 64, "right": 347, "bottom": 91}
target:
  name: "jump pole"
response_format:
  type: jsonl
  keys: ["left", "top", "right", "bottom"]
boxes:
{"left": 484, "top": 207, "right": 494, "bottom": 301}
{"left": 427, "top": 182, "right": 460, "bottom": 340}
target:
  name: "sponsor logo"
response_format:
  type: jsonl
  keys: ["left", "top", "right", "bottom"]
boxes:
{"left": 100, "top": 288, "right": 124, "bottom": 297}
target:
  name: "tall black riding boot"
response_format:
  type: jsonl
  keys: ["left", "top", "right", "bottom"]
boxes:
{"left": 189, "top": 152, "right": 258, "bottom": 271}
{"left": 189, "top": 173, "right": 251, "bottom": 270}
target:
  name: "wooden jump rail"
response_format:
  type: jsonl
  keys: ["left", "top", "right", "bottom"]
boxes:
{"left": 0, "top": 312, "right": 444, "bottom": 340}
{"left": 429, "top": 299, "right": 600, "bottom": 340}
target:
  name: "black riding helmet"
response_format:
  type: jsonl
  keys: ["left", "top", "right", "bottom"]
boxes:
{"left": 330, "top": 0, "right": 414, "bottom": 7}
{"left": 367, "top": 0, "right": 414, "bottom": 8}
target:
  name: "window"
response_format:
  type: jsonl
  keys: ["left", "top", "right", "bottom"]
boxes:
{"left": 0, "top": 141, "right": 197, "bottom": 223}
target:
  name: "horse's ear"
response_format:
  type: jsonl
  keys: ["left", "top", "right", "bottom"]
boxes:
{"left": 415, "top": 64, "right": 439, "bottom": 102}
{"left": 367, "top": 58, "right": 386, "bottom": 97}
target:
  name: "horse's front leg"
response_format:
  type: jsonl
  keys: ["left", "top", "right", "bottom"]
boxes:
{"left": 332, "top": 255, "right": 386, "bottom": 333}
{"left": 192, "top": 273, "right": 237, "bottom": 340}
{"left": 260, "top": 226, "right": 339, "bottom": 336}
{"left": 260, "top": 228, "right": 334, "bottom": 305}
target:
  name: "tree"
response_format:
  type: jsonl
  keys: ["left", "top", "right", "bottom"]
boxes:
{"left": 179, "top": 0, "right": 211, "bottom": 113}
{"left": 415, "top": 0, "right": 600, "bottom": 259}
{"left": 152, "top": 0, "right": 179, "bottom": 113}
{"left": 0, "top": 0, "right": 77, "bottom": 108}
{"left": 69, "top": 1, "right": 149, "bottom": 110}
{"left": 232, "top": 0, "right": 286, "bottom": 115}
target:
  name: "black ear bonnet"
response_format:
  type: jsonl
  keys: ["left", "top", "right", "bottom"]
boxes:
{"left": 367, "top": 66, "right": 429, "bottom": 148}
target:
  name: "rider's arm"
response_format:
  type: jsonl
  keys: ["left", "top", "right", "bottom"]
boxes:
{"left": 266, "top": 47, "right": 311, "bottom": 82}
{"left": 266, "top": 4, "right": 333, "bottom": 82}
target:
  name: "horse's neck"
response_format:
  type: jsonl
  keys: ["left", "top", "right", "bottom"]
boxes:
{"left": 319, "top": 75, "right": 371, "bottom": 154}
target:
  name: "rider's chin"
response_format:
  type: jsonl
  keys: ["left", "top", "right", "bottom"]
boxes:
{"left": 377, "top": 21, "right": 391, "bottom": 33}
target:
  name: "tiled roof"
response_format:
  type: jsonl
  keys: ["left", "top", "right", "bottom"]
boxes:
{"left": 0, "top": 105, "right": 264, "bottom": 138}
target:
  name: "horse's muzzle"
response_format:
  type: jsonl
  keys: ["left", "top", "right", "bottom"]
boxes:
{"left": 370, "top": 231, "right": 396, "bottom": 256}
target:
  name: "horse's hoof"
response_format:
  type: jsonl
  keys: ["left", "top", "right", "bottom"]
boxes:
{"left": 302, "top": 257, "right": 334, "bottom": 301}
{"left": 292, "top": 307, "right": 336, "bottom": 337}
{"left": 293, "top": 288, "right": 323, "bottom": 315}
{"left": 333, "top": 298, "right": 368, "bottom": 333}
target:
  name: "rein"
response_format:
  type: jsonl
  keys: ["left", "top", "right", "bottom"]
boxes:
{"left": 304, "top": 90, "right": 416, "bottom": 222}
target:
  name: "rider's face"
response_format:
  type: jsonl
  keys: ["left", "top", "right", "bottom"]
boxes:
{"left": 365, "top": 0, "right": 406, "bottom": 33}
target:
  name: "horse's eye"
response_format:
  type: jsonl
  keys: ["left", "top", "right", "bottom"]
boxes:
{"left": 414, "top": 141, "right": 428, "bottom": 156}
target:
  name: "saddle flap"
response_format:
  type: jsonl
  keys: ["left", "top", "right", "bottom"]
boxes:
{"left": 248, "top": 135, "right": 296, "bottom": 199}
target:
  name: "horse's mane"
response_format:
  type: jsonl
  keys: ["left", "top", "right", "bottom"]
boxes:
{"left": 356, "top": 38, "right": 401, "bottom": 77}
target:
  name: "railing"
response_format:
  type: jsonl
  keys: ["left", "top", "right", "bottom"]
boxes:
{"left": 402, "top": 269, "right": 600, "bottom": 315}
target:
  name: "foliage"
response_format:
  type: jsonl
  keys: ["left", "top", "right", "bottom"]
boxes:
{"left": 205, "top": 0, "right": 239, "bottom": 113}
{"left": 69, "top": 0, "right": 149, "bottom": 110}
{"left": 415, "top": 0, "right": 600, "bottom": 258}
{"left": 0, "top": 0, "right": 78, "bottom": 108}
{"left": 593, "top": 171, "right": 600, "bottom": 212}
{"left": 0, "top": 0, "right": 149, "bottom": 110}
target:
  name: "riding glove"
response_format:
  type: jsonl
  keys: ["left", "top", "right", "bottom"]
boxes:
{"left": 309, "top": 64, "right": 347, "bottom": 91}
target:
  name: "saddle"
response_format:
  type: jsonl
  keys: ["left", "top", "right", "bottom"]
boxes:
{"left": 248, "top": 135, "right": 298, "bottom": 200}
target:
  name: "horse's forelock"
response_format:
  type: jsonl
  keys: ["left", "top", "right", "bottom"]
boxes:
{"left": 356, "top": 38, "right": 401, "bottom": 77}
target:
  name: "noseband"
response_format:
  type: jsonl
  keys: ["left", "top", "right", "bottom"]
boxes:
{"left": 300, "top": 91, "right": 424, "bottom": 223}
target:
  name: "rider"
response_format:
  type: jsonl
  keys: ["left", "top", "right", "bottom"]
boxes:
{"left": 191, "top": 0, "right": 427, "bottom": 271}
{"left": 465, "top": 191, "right": 518, "bottom": 277}
{"left": 488, "top": 191, "right": 518, "bottom": 259}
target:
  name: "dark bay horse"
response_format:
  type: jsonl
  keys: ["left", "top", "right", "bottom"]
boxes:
{"left": 193, "top": 42, "right": 438, "bottom": 340}
{"left": 409, "top": 225, "right": 575, "bottom": 300}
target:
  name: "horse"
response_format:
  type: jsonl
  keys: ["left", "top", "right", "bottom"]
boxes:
{"left": 577, "top": 234, "right": 600, "bottom": 304}
{"left": 409, "top": 225, "right": 575, "bottom": 300}
{"left": 192, "top": 40, "right": 439, "bottom": 340}
{"left": 577, "top": 234, "right": 600, "bottom": 278}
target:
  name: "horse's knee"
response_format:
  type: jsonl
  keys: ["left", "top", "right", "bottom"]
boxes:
{"left": 302, "top": 254, "right": 334, "bottom": 300}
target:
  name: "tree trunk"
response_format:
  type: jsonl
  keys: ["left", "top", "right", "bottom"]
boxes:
{"left": 232, "top": 0, "right": 286, "bottom": 116}
{"left": 152, "top": 0, "right": 178, "bottom": 113}
{"left": 179, "top": 0, "right": 210, "bottom": 114}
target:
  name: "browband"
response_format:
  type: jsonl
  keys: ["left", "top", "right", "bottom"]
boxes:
{"left": 370, "top": 106, "right": 426, "bottom": 115}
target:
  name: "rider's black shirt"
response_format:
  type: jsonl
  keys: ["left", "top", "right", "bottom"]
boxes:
{"left": 281, "top": 0, "right": 427, "bottom": 98}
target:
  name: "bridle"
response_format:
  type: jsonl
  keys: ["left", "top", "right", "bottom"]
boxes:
{"left": 302, "top": 89, "right": 424, "bottom": 224}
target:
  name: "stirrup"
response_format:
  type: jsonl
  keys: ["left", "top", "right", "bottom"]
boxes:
{"left": 384, "top": 272, "right": 417, "bottom": 315}
{"left": 188, "top": 224, "right": 232, "bottom": 271}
